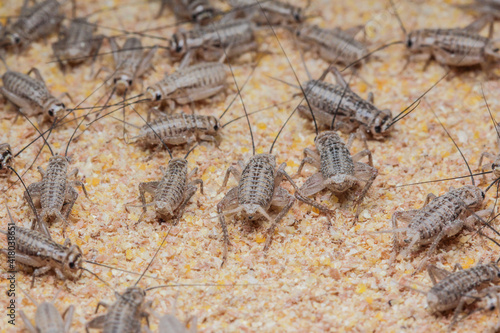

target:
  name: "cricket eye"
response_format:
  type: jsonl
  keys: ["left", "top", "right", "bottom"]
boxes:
{"left": 155, "top": 92, "right": 162, "bottom": 101}
{"left": 374, "top": 125, "right": 382, "bottom": 133}
{"left": 69, "top": 262, "right": 75, "bottom": 269}
{"left": 127, "top": 79, "right": 132, "bottom": 86}
{"left": 48, "top": 109, "right": 55, "bottom": 117}
{"left": 407, "top": 39, "right": 413, "bottom": 48}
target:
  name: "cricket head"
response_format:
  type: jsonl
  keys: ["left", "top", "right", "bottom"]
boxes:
{"left": 49, "top": 154, "right": 70, "bottom": 168}
{"left": 314, "top": 131, "right": 342, "bottom": 149}
{"left": 491, "top": 156, "right": 500, "bottom": 179}
{"left": 43, "top": 96, "right": 66, "bottom": 120}
{"left": 155, "top": 200, "right": 175, "bottom": 219}
{"left": 243, "top": 204, "right": 261, "bottom": 221}
{"left": 370, "top": 109, "right": 393, "bottom": 139}
{"left": 249, "top": 153, "right": 277, "bottom": 169}
{"left": 485, "top": 39, "right": 500, "bottom": 60}
{"left": 63, "top": 244, "right": 83, "bottom": 279}
{"left": 325, "top": 175, "right": 356, "bottom": 193}
{"left": 207, "top": 116, "right": 221, "bottom": 135}
{"left": 0, "top": 143, "right": 13, "bottom": 176}
{"left": 404, "top": 30, "right": 428, "bottom": 53}
{"left": 167, "top": 34, "right": 187, "bottom": 60}
{"left": 113, "top": 72, "right": 134, "bottom": 95}
{"left": 293, "top": 23, "right": 314, "bottom": 41}
{"left": 121, "top": 287, "right": 146, "bottom": 306}
{"left": 192, "top": 7, "right": 215, "bottom": 25}
{"left": 145, "top": 79, "right": 176, "bottom": 103}
{"left": 478, "top": 292, "right": 499, "bottom": 312}
{"left": 456, "top": 185, "right": 485, "bottom": 209}
{"left": 1, "top": 31, "right": 23, "bottom": 49}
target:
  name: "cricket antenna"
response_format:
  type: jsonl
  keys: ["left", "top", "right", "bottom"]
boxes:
{"left": 210, "top": 23, "right": 255, "bottom": 156}
{"left": 128, "top": 103, "right": 173, "bottom": 159}
{"left": 481, "top": 84, "right": 500, "bottom": 141}
{"left": 485, "top": 176, "right": 500, "bottom": 193}
{"left": 389, "top": 0, "right": 407, "bottom": 37}
{"left": 134, "top": 224, "right": 174, "bottom": 286}
{"left": 396, "top": 171, "right": 493, "bottom": 188}
{"left": 19, "top": 111, "right": 55, "bottom": 156}
{"left": 386, "top": 69, "right": 451, "bottom": 129}
{"left": 218, "top": 54, "right": 262, "bottom": 121}
{"left": 8, "top": 167, "right": 41, "bottom": 230}
{"left": 428, "top": 102, "right": 475, "bottom": 186}
{"left": 80, "top": 266, "right": 115, "bottom": 292}
{"left": 330, "top": 70, "right": 356, "bottom": 132}
{"left": 253, "top": 0, "right": 317, "bottom": 153}
{"left": 221, "top": 98, "right": 298, "bottom": 128}
{"left": 83, "top": 260, "right": 171, "bottom": 282}
{"left": 64, "top": 68, "right": 119, "bottom": 157}
{"left": 17, "top": 284, "right": 40, "bottom": 307}
{"left": 341, "top": 40, "right": 404, "bottom": 72}
{"left": 185, "top": 144, "right": 199, "bottom": 159}
{"left": 4, "top": 118, "right": 58, "bottom": 195}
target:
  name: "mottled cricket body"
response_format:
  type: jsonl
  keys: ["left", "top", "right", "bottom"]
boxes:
{"left": 1, "top": 0, "right": 64, "bottom": 50}
{"left": 294, "top": 23, "right": 368, "bottom": 66}
{"left": 400, "top": 13, "right": 500, "bottom": 71}
{"left": 407, "top": 262, "right": 500, "bottom": 330}
{"left": 0, "top": 143, "right": 13, "bottom": 176}
{"left": 131, "top": 113, "right": 220, "bottom": 147}
{"left": 109, "top": 37, "right": 158, "bottom": 95}
{"left": 24, "top": 155, "right": 90, "bottom": 236}
{"left": 0, "top": 225, "right": 83, "bottom": 284}
{"left": 217, "top": 153, "right": 297, "bottom": 264}
{"left": 132, "top": 158, "right": 203, "bottom": 223}
{"left": 295, "top": 131, "right": 377, "bottom": 223}
{"left": 297, "top": 68, "right": 393, "bottom": 139}
{"left": 20, "top": 292, "right": 75, "bottom": 333}
{"left": 478, "top": 124, "right": 500, "bottom": 181}
{"left": 390, "top": 185, "right": 489, "bottom": 273}
{"left": 145, "top": 61, "right": 228, "bottom": 110}
{"left": 158, "top": 0, "right": 217, "bottom": 24}
{"left": 167, "top": 19, "right": 257, "bottom": 65}
{"left": 52, "top": 17, "right": 104, "bottom": 67}
{"left": 0, "top": 68, "right": 67, "bottom": 125}
{"left": 228, "top": 0, "right": 306, "bottom": 26}
{"left": 85, "top": 287, "right": 151, "bottom": 333}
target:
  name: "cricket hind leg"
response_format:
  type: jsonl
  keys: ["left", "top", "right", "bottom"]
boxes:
{"left": 217, "top": 187, "right": 240, "bottom": 266}
{"left": 264, "top": 187, "right": 296, "bottom": 252}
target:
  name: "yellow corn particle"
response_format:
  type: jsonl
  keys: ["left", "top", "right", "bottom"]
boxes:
{"left": 256, "top": 234, "right": 266, "bottom": 243}
{"left": 462, "top": 257, "right": 475, "bottom": 269}
{"left": 355, "top": 284, "right": 367, "bottom": 294}
{"left": 125, "top": 249, "right": 133, "bottom": 261}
